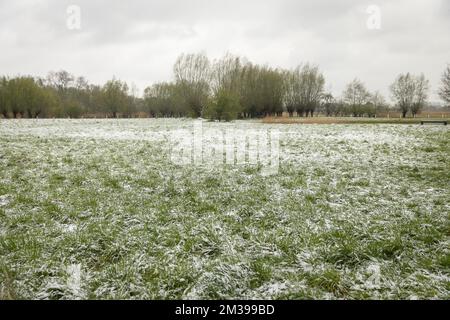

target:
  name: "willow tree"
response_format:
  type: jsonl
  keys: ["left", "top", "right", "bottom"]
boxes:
{"left": 390, "top": 73, "right": 429, "bottom": 118}
{"left": 102, "top": 78, "right": 129, "bottom": 118}
{"left": 284, "top": 64, "right": 325, "bottom": 117}
{"left": 283, "top": 70, "right": 297, "bottom": 117}
{"left": 438, "top": 64, "right": 450, "bottom": 106}
{"left": 173, "top": 53, "right": 210, "bottom": 117}
{"left": 297, "top": 64, "right": 325, "bottom": 117}
{"left": 261, "top": 67, "right": 285, "bottom": 117}
{"left": 411, "top": 74, "right": 429, "bottom": 117}
{"left": 144, "top": 82, "right": 184, "bottom": 117}
{"left": 239, "top": 63, "right": 261, "bottom": 117}
{"left": 239, "top": 63, "right": 284, "bottom": 118}
{"left": 0, "top": 77, "right": 9, "bottom": 118}
{"left": 207, "top": 54, "right": 244, "bottom": 121}
{"left": 5, "top": 77, "right": 27, "bottom": 118}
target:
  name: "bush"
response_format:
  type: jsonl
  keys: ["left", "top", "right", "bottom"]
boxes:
{"left": 65, "top": 100, "right": 83, "bottom": 118}
{"left": 205, "top": 90, "right": 241, "bottom": 121}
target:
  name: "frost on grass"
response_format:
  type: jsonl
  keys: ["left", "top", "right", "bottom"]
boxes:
{"left": 0, "top": 119, "right": 449, "bottom": 299}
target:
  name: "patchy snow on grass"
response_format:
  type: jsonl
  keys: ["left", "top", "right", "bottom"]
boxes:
{"left": 0, "top": 194, "right": 10, "bottom": 207}
{"left": 0, "top": 119, "right": 448, "bottom": 299}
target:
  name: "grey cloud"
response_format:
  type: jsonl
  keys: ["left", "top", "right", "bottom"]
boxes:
{"left": 0, "top": 0, "right": 448, "bottom": 101}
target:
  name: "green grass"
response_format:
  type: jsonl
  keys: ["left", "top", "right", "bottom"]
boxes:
{"left": 262, "top": 116, "right": 450, "bottom": 125}
{"left": 0, "top": 119, "right": 449, "bottom": 299}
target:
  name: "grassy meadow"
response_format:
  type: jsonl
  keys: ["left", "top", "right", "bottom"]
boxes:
{"left": 0, "top": 119, "right": 449, "bottom": 299}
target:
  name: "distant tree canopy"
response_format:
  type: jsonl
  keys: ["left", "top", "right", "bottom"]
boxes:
{"left": 173, "top": 53, "right": 211, "bottom": 118}
{"left": 0, "top": 54, "right": 442, "bottom": 120}
{"left": 390, "top": 73, "right": 430, "bottom": 118}
{"left": 102, "top": 78, "right": 131, "bottom": 118}
{"left": 0, "top": 71, "right": 139, "bottom": 119}
{"left": 0, "top": 76, "right": 57, "bottom": 118}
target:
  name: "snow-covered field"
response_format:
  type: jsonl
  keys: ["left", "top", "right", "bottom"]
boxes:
{"left": 0, "top": 119, "right": 449, "bottom": 299}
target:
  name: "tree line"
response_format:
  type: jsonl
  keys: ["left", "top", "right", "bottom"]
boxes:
{"left": 1, "top": 54, "right": 449, "bottom": 120}
{"left": 0, "top": 71, "right": 139, "bottom": 119}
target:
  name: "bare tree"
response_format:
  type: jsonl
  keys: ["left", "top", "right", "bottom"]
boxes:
{"left": 283, "top": 64, "right": 324, "bottom": 117}
{"left": 320, "top": 92, "right": 335, "bottom": 116}
{"left": 299, "top": 64, "right": 325, "bottom": 117}
{"left": 370, "top": 91, "right": 386, "bottom": 109}
{"left": 173, "top": 53, "right": 211, "bottom": 117}
{"left": 411, "top": 74, "right": 429, "bottom": 117}
{"left": 438, "top": 64, "right": 450, "bottom": 106}
{"left": 367, "top": 91, "right": 387, "bottom": 117}
{"left": 46, "top": 70, "right": 75, "bottom": 93}
{"left": 211, "top": 53, "right": 243, "bottom": 95}
{"left": 343, "top": 79, "right": 371, "bottom": 117}
{"left": 390, "top": 73, "right": 415, "bottom": 118}
{"left": 390, "top": 73, "right": 429, "bottom": 118}
{"left": 75, "top": 76, "right": 89, "bottom": 90}
{"left": 282, "top": 70, "right": 297, "bottom": 117}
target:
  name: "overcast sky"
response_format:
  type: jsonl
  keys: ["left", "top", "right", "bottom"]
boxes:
{"left": 1, "top": 0, "right": 449, "bottom": 101}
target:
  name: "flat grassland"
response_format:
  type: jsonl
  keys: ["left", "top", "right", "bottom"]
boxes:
{"left": 0, "top": 119, "right": 449, "bottom": 299}
{"left": 262, "top": 116, "right": 450, "bottom": 124}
